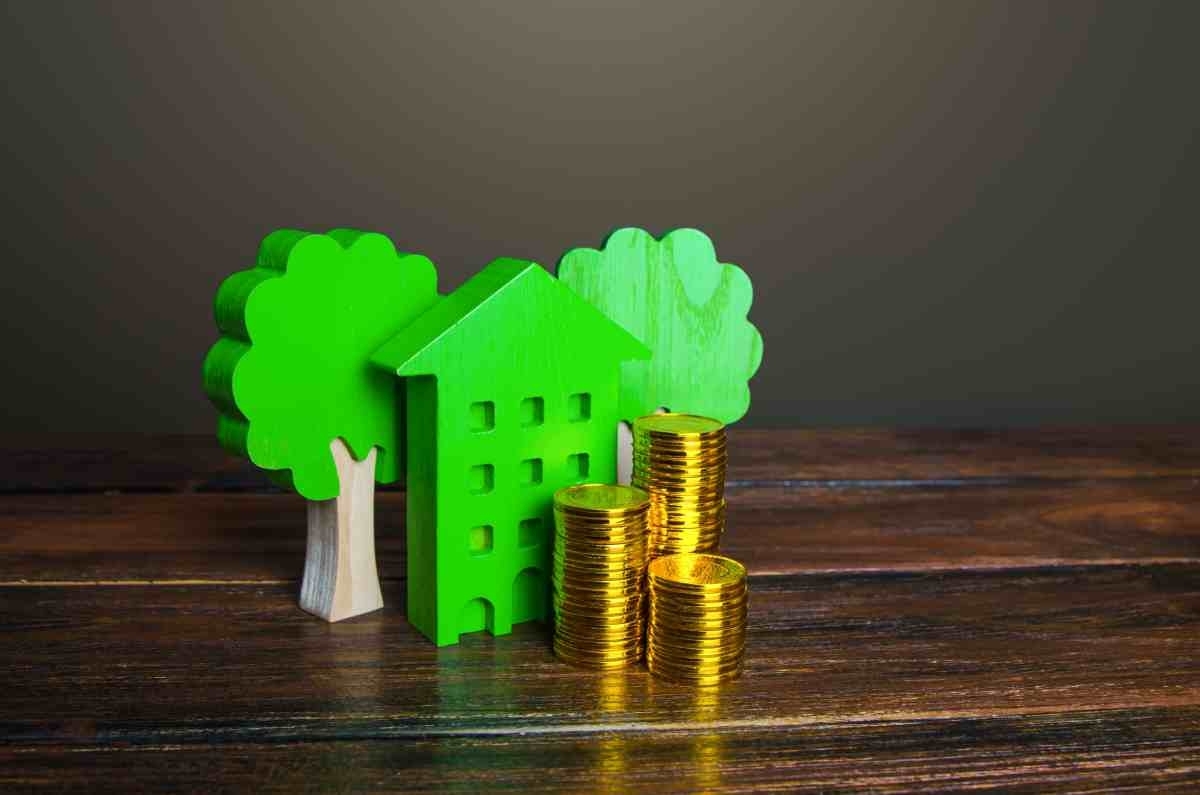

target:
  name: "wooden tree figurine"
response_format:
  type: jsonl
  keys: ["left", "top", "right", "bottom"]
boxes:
{"left": 202, "top": 229, "right": 438, "bottom": 621}
{"left": 558, "top": 227, "right": 763, "bottom": 479}
{"left": 372, "top": 258, "right": 650, "bottom": 646}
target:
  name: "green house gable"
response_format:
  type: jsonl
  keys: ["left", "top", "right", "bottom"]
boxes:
{"left": 372, "top": 258, "right": 649, "bottom": 646}
{"left": 373, "top": 257, "right": 648, "bottom": 379}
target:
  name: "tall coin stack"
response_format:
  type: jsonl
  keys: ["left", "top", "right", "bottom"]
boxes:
{"left": 646, "top": 553, "right": 748, "bottom": 685}
{"left": 552, "top": 484, "right": 649, "bottom": 669}
{"left": 632, "top": 413, "right": 727, "bottom": 559}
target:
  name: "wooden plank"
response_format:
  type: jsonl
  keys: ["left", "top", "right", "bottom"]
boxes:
{"left": 6, "top": 427, "right": 1200, "bottom": 494}
{"left": 721, "top": 477, "right": 1200, "bottom": 575}
{"left": 2, "top": 564, "right": 1197, "bottom": 742}
{"left": 153, "top": 422, "right": 1200, "bottom": 485}
{"left": 3, "top": 478, "right": 1198, "bottom": 583}
{"left": 727, "top": 425, "right": 1200, "bottom": 483}
{"left": 3, "top": 707, "right": 1198, "bottom": 792}
{"left": 0, "top": 493, "right": 405, "bottom": 583}
{"left": 0, "top": 434, "right": 266, "bottom": 494}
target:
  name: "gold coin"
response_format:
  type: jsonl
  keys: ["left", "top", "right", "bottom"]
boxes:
{"left": 647, "top": 621, "right": 747, "bottom": 640}
{"left": 554, "top": 645, "right": 642, "bottom": 670}
{"left": 645, "top": 658, "right": 744, "bottom": 682}
{"left": 552, "top": 482, "right": 649, "bottom": 669}
{"left": 633, "top": 413, "right": 725, "bottom": 437}
{"left": 552, "top": 417, "right": 743, "bottom": 677}
{"left": 648, "top": 602, "right": 746, "bottom": 619}
{"left": 648, "top": 553, "right": 745, "bottom": 587}
{"left": 633, "top": 414, "right": 728, "bottom": 560}
{"left": 632, "top": 443, "right": 727, "bottom": 455}
{"left": 645, "top": 552, "right": 748, "bottom": 685}
{"left": 633, "top": 444, "right": 727, "bottom": 456}
{"left": 650, "top": 652, "right": 744, "bottom": 666}
{"left": 648, "top": 595, "right": 746, "bottom": 612}
{"left": 555, "top": 483, "right": 649, "bottom": 514}
{"left": 555, "top": 625, "right": 642, "bottom": 645}
{"left": 636, "top": 463, "right": 725, "bottom": 474}
{"left": 554, "top": 583, "right": 644, "bottom": 600}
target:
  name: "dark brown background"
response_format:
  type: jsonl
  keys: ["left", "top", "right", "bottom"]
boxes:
{"left": 1, "top": 1, "right": 1196, "bottom": 433}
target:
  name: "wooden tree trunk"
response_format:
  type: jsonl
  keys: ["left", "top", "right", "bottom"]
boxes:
{"left": 299, "top": 439, "right": 384, "bottom": 622}
{"left": 617, "top": 421, "right": 634, "bottom": 485}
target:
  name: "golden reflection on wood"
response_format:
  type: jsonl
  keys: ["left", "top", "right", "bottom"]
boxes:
{"left": 690, "top": 686, "right": 723, "bottom": 794}
{"left": 595, "top": 675, "right": 629, "bottom": 793}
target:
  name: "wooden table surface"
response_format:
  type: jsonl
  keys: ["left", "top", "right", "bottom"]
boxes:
{"left": 2, "top": 428, "right": 1199, "bottom": 792}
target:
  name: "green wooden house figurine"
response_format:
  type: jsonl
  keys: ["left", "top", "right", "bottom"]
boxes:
{"left": 372, "top": 257, "right": 650, "bottom": 646}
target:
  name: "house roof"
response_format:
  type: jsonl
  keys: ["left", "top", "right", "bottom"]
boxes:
{"left": 371, "top": 258, "right": 650, "bottom": 377}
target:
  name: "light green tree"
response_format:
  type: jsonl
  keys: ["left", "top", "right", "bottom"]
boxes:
{"left": 203, "top": 229, "right": 438, "bottom": 621}
{"left": 558, "top": 227, "right": 763, "bottom": 424}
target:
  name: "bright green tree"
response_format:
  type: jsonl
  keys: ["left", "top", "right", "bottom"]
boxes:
{"left": 558, "top": 227, "right": 763, "bottom": 425}
{"left": 203, "top": 228, "right": 438, "bottom": 621}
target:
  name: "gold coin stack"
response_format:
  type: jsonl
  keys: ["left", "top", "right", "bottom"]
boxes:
{"left": 552, "top": 484, "right": 649, "bottom": 669}
{"left": 632, "top": 413, "right": 727, "bottom": 559}
{"left": 646, "top": 553, "right": 748, "bottom": 685}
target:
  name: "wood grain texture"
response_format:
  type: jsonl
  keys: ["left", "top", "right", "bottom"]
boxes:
{"left": 2, "top": 428, "right": 1199, "bottom": 791}
{"left": 2, "top": 565, "right": 1197, "bottom": 739}
{"left": 4, "top": 708, "right": 1198, "bottom": 793}
{"left": 3, "top": 478, "right": 1196, "bottom": 583}
{"left": 6, "top": 426, "right": 1200, "bottom": 493}
{"left": 557, "top": 227, "right": 763, "bottom": 426}
{"left": 725, "top": 425, "right": 1200, "bottom": 483}
{"left": 0, "top": 492, "right": 404, "bottom": 583}
{"left": 299, "top": 439, "right": 384, "bottom": 622}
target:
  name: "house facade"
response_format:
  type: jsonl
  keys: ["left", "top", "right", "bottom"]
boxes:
{"left": 373, "top": 258, "right": 650, "bottom": 646}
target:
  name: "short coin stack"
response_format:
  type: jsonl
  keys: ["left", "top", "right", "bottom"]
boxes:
{"left": 632, "top": 413, "right": 727, "bottom": 559}
{"left": 646, "top": 553, "right": 748, "bottom": 685}
{"left": 552, "top": 484, "right": 649, "bottom": 669}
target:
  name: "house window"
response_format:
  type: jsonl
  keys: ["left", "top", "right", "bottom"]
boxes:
{"left": 469, "top": 463, "right": 494, "bottom": 494}
{"left": 518, "top": 517, "right": 544, "bottom": 548}
{"left": 519, "top": 457, "right": 543, "bottom": 485}
{"left": 469, "top": 401, "right": 495, "bottom": 432}
{"left": 567, "top": 452, "right": 590, "bottom": 480}
{"left": 520, "top": 396, "right": 544, "bottom": 427}
{"left": 568, "top": 392, "right": 591, "bottom": 422}
{"left": 469, "top": 524, "right": 494, "bottom": 555}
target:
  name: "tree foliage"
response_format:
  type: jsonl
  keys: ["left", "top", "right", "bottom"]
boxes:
{"left": 202, "top": 229, "right": 438, "bottom": 499}
{"left": 558, "top": 227, "right": 763, "bottom": 424}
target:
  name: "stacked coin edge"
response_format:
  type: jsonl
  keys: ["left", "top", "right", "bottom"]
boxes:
{"left": 632, "top": 413, "right": 728, "bottom": 559}
{"left": 645, "top": 552, "right": 748, "bottom": 686}
{"left": 552, "top": 483, "right": 650, "bottom": 669}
